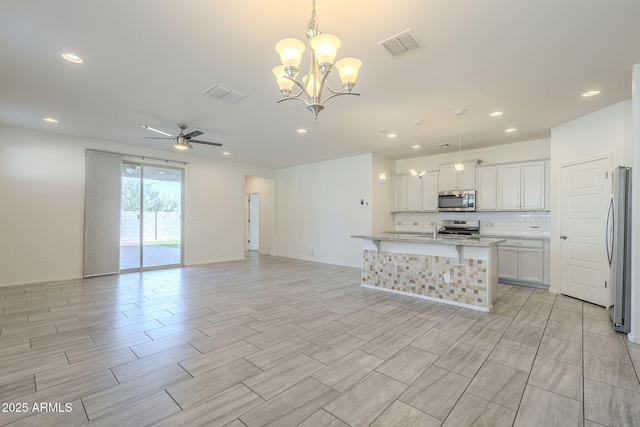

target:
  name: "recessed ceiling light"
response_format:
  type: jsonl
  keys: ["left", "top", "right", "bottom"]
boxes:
{"left": 44, "top": 117, "right": 58, "bottom": 123}
{"left": 412, "top": 144, "right": 420, "bottom": 149}
{"left": 297, "top": 128, "right": 307, "bottom": 134}
{"left": 387, "top": 133, "right": 397, "bottom": 138}
{"left": 582, "top": 90, "right": 600, "bottom": 97}
{"left": 222, "top": 151, "right": 231, "bottom": 155}
{"left": 61, "top": 53, "right": 83, "bottom": 64}
{"left": 490, "top": 111, "right": 503, "bottom": 117}
{"left": 505, "top": 128, "right": 517, "bottom": 133}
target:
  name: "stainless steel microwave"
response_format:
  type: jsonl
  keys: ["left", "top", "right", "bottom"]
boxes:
{"left": 438, "top": 190, "right": 476, "bottom": 212}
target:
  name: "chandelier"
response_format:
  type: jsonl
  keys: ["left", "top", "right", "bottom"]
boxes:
{"left": 272, "top": 0, "right": 362, "bottom": 121}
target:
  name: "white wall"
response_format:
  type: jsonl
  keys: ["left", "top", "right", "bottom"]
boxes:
{"left": 396, "top": 138, "right": 551, "bottom": 174}
{"left": 371, "top": 153, "right": 394, "bottom": 234}
{"left": 631, "top": 65, "right": 640, "bottom": 343}
{"left": 549, "top": 101, "right": 633, "bottom": 294}
{"left": 245, "top": 175, "right": 275, "bottom": 255}
{"left": 0, "top": 124, "right": 275, "bottom": 285}
{"left": 275, "top": 154, "right": 373, "bottom": 268}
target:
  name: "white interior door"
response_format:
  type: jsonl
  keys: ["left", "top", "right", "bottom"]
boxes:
{"left": 560, "top": 157, "right": 611, "bottom": 306}
{"left": 247, "top": 193, "right": 260, "bottom": 251}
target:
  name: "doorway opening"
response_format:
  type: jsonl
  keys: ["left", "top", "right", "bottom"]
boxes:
{"left": 120, "top": 163, "right": 184, "bottom": 270}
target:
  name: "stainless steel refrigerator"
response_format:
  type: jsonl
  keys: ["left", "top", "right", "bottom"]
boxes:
{"left": 606, "top": 166, "right": 632, "bottom": 333}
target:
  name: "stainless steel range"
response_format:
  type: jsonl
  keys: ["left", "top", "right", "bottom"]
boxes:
{"left": 438, "top": 219, "right": 480, "bottom": 239}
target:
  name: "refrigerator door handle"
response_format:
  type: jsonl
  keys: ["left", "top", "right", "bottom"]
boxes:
{"left": 606, "top": 194, "right": 614, "bottom": 267}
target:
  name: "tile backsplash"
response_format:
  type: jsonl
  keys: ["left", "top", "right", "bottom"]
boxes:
{"left": 394, "top": 211, "right": 551, "bottom": 238}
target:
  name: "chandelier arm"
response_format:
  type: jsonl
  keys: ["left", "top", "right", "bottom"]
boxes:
{"left": 276, "top": 96, "right": 313, "bottom": 107}
{"left": 284, "top": 75, "right": 310, "bottom": 99}
{"left": 317, "top": 91, "right": 360, "bottom": 105}
{"left": 313, "top": 67, "right": 331, "bottom": 105}
{"left": 321, "top": 81, "right": 350, "bottom": 96}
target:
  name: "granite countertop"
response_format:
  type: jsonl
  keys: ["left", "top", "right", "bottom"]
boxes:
{"left": 478, "top": 234, "right": 550, "bottom": 241}
{"left": 384, "top": 231, "right": 550, "bottom": 241}
{"left": 352, "top": 234, "right": 506, "bottom": 247}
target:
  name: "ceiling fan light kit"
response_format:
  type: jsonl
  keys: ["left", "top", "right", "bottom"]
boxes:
{"left": 272, "top": 0, "right": 362, "bottom": 121}
{"left": 143, "top": 124, "right": 222, "bottom": 150}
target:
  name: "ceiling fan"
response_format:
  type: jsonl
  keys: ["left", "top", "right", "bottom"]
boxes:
{"left": 142, "top": 124, "right": 222, "bottom": 150}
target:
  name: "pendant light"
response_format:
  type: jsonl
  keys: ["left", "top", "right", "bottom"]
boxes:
{"left": 409, "top": 119, "right": 426, "bottom": 178}
{"left": 378, "top": 128, "right": 387, "bottom": 182}
{"left": 454, "top": 109, "right": 465, "bottom": 175}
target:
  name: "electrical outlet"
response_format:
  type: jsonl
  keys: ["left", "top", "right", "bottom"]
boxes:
{"left": 531, "top": 224, "right": 539, "bottom": 228}
{"left": 443, "top": 272, "right": 450, "bottom": 283}
{"left": 42, "top": 259, "right": 48, "bottom": 268}
{"left": 309, "top": 247, "right": 314, "bottom": 255}
{"left": 486, "top": 222, "right": 494, "bottom": 227}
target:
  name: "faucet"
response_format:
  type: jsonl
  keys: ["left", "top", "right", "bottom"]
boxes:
{"left": 431, "top": 222, "right": 438, "bottom": 239}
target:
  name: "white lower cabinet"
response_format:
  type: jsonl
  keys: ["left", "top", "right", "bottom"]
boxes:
{"left": 498, "top": 239, "right": 547, "bottom": 285}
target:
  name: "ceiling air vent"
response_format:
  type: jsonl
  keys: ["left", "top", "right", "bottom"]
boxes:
{"left": 378, "top": 29, "right": 423, "bottom": 57}
{"left": 202, "top": 83, "right": 248, "bottom": 104}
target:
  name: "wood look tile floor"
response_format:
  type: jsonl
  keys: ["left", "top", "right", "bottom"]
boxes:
{"left": 1, "top": 253, "right": 640, "bottom": 426}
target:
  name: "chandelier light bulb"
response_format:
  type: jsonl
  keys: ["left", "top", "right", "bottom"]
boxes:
{"left": 309, "top": 34, "right": 341, "bottom": 67}
{"left": 335, "top": 58, "right": 362, "bottom": 90}
{"left": 272, "top": 66, "right": 294, "bottom": 95}
{"left": 275, "top": 38, "right": 306, "bottom": 73}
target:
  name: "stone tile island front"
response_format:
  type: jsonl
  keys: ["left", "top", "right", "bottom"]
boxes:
{"left": 352, "top": 234, "right": 506, "bottom": 312}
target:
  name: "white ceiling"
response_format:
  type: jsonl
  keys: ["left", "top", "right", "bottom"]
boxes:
{"left": 1, "top": 0, "right": 639, "bottom": 169}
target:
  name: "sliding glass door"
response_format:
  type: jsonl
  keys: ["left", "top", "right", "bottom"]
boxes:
{"left": 120, "top": 163, "right": 183, "bottom": 270}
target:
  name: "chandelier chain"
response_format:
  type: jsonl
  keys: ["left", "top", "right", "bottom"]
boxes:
{"left": 307, "top": 0, "right": 319, "bottom": 38}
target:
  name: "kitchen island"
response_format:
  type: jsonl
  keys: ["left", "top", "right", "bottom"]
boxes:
{"left": 351, "top": 234, "right": 506, "bottom": 312}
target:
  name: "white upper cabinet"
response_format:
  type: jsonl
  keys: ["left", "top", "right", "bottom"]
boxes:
{"left": 392, "top": 175, "right": 423, "bottom": 212}
{"left": 438, "top": 162, "right": 476, "bottom": 191}
{"left": 391, "top": 173, "right": 438, "bottom": 212}
{"left": 521, "top": 162, "right": 546, "bottom": 209}
{"left": 476, "top": 166, "right": 497, "bottom": 210}
{"left": 498, "top": 164, "right": 522, "bottom": 209}
{"left": 498, "top": 161, "right": 546, "bottom": 210}
{"left": 392, "top": 175, "right": 408, "bottom": 212}
{"left": 421, "top": 172, "right": 439, "bottom": 211}
{"left": 406, "top": 175, "right": 422, "bottom": 211}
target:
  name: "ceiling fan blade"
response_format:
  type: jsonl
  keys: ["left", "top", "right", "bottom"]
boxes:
{"left": 184, "top": 130, "right": 203, "bottom": 139}
{"left": 143, "top": 136, "right": 174, "bottom": 140}
{"left": 142, "top": 125, "right": 174, "bottom": 137}
{"left": 190, "top": 139, "right": 223, "bottom": 147}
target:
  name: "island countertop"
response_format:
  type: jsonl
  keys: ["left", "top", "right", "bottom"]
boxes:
{"left": 351, "top": 234, "right": 506, "bottom": 247}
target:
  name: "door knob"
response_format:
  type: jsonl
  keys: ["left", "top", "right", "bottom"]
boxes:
{"left": 560, "top": 235, "right": 568, "bottom": 240}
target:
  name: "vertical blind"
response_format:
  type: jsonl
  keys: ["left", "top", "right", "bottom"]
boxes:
{"left": 83, "top": 150, "right": 122, "bottom": 277}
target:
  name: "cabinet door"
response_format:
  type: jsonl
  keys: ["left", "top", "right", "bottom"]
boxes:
{"left": 498, "top": 164, "right": 521, "bottom": 210}
{"left": 421, "top": 172, "right": 439, "bottom": 211}
{"left": 521, "top": 162, "right": 545, "bottom": 210}
{"left": 498, "top": 247, "right": 519, "bottom": 280}
{"left": 518, "top": 248, "right": 544, "bottom": 283}
{"left": 406, "top": 176, "right": 422, "bottom": 211}
{"left": 438, "top": 165, "right": 457, "bottom": 191}
{"left": 392, "top": 176, "right": 407, "bottom": 211}
{"left": 457, "top": 162, "right": 476, "bottom": 190}
{"left": 476, "top": 166, "right": 497, "bottom": 210}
